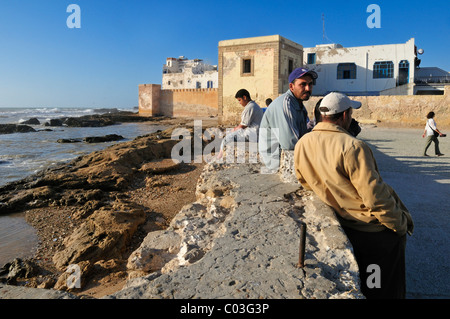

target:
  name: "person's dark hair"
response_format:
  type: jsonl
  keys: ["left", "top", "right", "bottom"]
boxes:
{"left": 322, "top": 109, "right": 347, "bottom": 121}
{"left": 235, "top": 89, "right": 251, "bottom": 100}
{"left": 314, "top": 98, "right": 323, "bottom": 123}
{"left": 426, "top": 111, "right": 435, "bottom": 119}
{"left": 265, "top": 98, "right": 272, "bottom": 107}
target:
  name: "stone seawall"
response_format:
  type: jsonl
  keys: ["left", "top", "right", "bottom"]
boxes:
{"left": 108, "top": 149, "right": 363, "bottom": 299}
{"left": 0, "top": 145, "right": 364, "bottom": 299}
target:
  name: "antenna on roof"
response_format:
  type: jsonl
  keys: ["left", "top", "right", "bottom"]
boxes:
{"left": 322, "top": 13, "right": 333, "bottom": 44}
{"left": 322, "top": 14, "right": 325, "bottom": 43}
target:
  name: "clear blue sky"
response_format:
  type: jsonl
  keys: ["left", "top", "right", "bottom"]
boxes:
{"left": 0, "top": 0, "right": 449, "bottom": 108}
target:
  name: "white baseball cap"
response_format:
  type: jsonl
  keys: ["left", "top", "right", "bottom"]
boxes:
{"left": 319, "top": 92, "right": 362, "bottom": 115}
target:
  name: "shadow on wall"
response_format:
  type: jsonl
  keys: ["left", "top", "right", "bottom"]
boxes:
{"left": 160, "top": 90, "right": 174, "bottom": 117}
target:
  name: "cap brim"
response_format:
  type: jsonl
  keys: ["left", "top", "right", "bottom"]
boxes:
{"left": 350, "top": 100, "right": 362, "bottom": 109}
{"left": 304, "top": 70, "right": 318, "bottom": 79}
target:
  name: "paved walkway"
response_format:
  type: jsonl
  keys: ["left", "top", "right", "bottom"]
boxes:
{"left": 358, "top": 125, "right": 450, "bottom": 298}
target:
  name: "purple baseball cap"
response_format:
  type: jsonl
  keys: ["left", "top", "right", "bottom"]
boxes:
{"left": 288, "top": 67, "right": 318, "bottom": 83}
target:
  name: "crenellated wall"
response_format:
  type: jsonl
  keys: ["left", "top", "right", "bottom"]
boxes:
{"left": 139, "top": 84, "right": 218, "bottom": 118}
{"left": 139, "top": 83, "right": 449, "bottom": 128}
{"left": 160, "top": 88, "right": 218, "bottom": 117}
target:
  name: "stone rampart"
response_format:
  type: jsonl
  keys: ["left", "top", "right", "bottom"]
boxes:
{"left": 304, "top": 85, "right": 450, "bottom": 128}
{"left": 139, "top": 84, "right": 218, "bottom": 118}
{"left": 139, "top": 83, "right": 449, "bottom": 128}
{"left": 218, "top": 85, "right": 450, "bottom": 127}
{"left": 108, "top": 148, "right": 363, "bottom": 299}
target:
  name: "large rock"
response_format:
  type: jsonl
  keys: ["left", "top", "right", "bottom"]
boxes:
{"left": 20, "top": 118, "right": 40, "bottom": 125}
{"left": 63, "top": 117, "right": 115, "bottom": 127}
{"left": 0, "top": 124, "right": 36, "bottom": 134}
{"left": 44, "top": 119, "right": 63, "bottom": 126}
{"left": 127, "top": 230, "right": 182, "bottom": 273}
{"left": 52, "top": 201, "right": 146, "bottom": 270}
{"left": 139, "top": 158, "right": 180, "bottom": 174}
{"left": 0, "top": 258, "right": 37, "bottom": 284}
{"left": 83, "top": 134, "right": 124, "bottom": 143}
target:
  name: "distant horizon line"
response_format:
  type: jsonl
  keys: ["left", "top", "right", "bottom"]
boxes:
{"left": 0, "top": 106, "right": 138, "bottom": 110}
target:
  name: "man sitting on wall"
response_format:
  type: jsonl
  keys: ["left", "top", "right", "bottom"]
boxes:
{"left": 294, "top": 92, "right": 414, "bottom": 299}
{"left": 258, "top": 67, "right": 317, "bottom": 172}
{"left": 217, "top": 89, "right": 264, "bottom": 159}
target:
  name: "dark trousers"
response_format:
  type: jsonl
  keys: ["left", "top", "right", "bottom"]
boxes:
{"left": 342, "top": 226, "right": 407, "bottom": 299}
{"left": 424, "top": 135, "right": 441, "bottom": 155}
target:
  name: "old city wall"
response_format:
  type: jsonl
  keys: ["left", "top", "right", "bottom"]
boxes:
{"left": 139, "top": 84, "right": 218, "bottom": 118}
{"left": 305, "top": 86, "right": 450, "bottom": 128}
{"left": 139, "top": 84, "right": 449, "bottom": 128}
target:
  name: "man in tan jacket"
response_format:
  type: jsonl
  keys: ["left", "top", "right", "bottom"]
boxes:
{"left": 294, "top": 92, "right": 414, "bottom": 299}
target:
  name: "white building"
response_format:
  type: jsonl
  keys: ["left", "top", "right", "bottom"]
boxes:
{"left": 303, "top": 38, "right": 419, "bottom": 95}
{"left": 162, "top": 56, "right": 218, "bottom": 90}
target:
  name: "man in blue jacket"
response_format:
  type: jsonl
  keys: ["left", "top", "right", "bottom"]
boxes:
{"left": 259, "top": 67, "right": 317, "bottom": 172}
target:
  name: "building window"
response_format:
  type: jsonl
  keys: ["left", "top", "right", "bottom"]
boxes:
{"left": 243, "top": 59, "right": 251, "bottom": 73}
{"left": 373, "top": 61, "right": 394, "bottom": 78}
{"left": 241, "top": 57, "right": 254, "bottom": 76}
{"left": 337, "top": 63, "right": 357, "bottom": 79}
{"left": 196, "top": 82, "right": 201, "bottom": 89}
{"left": 288, "top": 59, "right": 294, "bottom": 74}
{"left": 398, "top": 60, "right": 409, "bottom": 85}
{"left": 307, "top": 53, "right": 316, "bottom": 64}
{"left": 207, "top": 80, "right": 213, "bottom": 88}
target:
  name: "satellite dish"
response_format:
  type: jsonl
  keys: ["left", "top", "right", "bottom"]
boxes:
{"left": 418, "top": 49, "right": 424, "bottom": 55}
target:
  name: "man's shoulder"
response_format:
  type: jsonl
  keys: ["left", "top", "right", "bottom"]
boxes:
{"left": 246, "top": 100, "right": 261, "bottom": 109}
{"left": 307, "top": 125, "right": 369, "bottom": 147}
{"left": 343, "top": 135, "right": 371, "bottom": 155}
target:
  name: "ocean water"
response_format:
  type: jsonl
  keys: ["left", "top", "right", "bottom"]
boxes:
{"left": 0, "top": 107, "right": 168, "bottom": 266}
{"left": 0, "top": 107, "right": 167, "bottom": 186}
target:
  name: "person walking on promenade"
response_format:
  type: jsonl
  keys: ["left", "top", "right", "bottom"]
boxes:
{"left": 294, "top": 92, "right": 414, "bottom": 299}
{"left": 258, "top": 67, "right": 317, "bottom": 172}
{"left": 422, "top": 111, "right": 445, "bottom": 157}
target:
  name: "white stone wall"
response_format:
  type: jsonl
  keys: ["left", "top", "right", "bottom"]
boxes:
{"left": 303, "top": 38, "right": 416, "bottom": 95}
{"left": 162, "top": 58, "right": 218, "bottom": 90}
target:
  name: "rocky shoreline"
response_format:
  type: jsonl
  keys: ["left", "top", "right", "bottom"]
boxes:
{"left": 0, "top": 110, "right": 159, "bottom": 134}
{"left": 0, "top": 114, "right": 363, "bottom": 299}
{"left": 0, "top": 116, "right": 218, "bottom": 298}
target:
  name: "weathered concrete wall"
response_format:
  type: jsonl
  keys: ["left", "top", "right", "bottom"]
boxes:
{"left": 303, "top": 39, "right": 416, "bottom": 95}
{"left": 303, "top": 85, "right": 450, "bottom": 128}
{"left": 218, "top": 35, "right": 303, "bottom": 125}
{"left": 138, "top": 84, "right": 161, "bottom": 116}
{"left": 139, "top": 86, "right": 218, "bottom": 118}
{"left": 108, "top": 147, "right": 363, "bottom": 299}
{"left": 220, "top": 47, "right": 276, "bottom": 125}
{"left": 159, "top": 88, "right": 218, "bottom": 117}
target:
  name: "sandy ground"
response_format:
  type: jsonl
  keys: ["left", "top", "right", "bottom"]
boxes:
{"left": 358, "top": 124, "right": 450, "bottom": 298}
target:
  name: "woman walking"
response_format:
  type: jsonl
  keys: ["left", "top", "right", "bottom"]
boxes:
{"left": 422, "top": 111, "right": 445, "bottom": 157}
